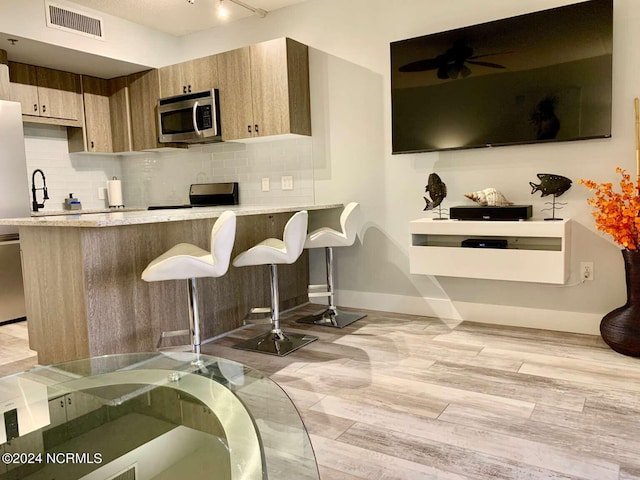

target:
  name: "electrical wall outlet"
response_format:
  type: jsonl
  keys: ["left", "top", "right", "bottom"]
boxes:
{"left": 97, "top": 187, "right": 106, "bottom": 200}
{"left": 581, "top": 262, "right": 594, "bottom": 281}
{"left": 261, "top": 177, "right": 270, "bottom": 192}
{"left": 281, "top": 175, "right": 293, "bottom": 190}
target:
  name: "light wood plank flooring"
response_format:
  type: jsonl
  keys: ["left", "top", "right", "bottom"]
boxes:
{"left": 0, "top": 320, "right": 37, "bottom": 376}
{"left": 202, "top": 305, "right": 640, "bottom": 480}
{"left": 2, "top": 308, "right": 640, "bottom": 479}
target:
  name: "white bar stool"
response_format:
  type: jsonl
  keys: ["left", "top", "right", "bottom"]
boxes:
{"left": 141, "top": 211, "right": 236, "bottom": 354}
{"left": 297, "top": 202, "right": 367, "bottom": 328}
{"left": 232, "top": 211, "right": 318, "bottom": 356}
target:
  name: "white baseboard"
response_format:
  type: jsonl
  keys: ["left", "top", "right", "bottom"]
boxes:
{"left": 315, "top": 289, "right": 602, "bottom": 335}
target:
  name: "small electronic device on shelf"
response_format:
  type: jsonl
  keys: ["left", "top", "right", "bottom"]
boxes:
{"left": 450, "top": 205, "right": 532, "bottom": 221}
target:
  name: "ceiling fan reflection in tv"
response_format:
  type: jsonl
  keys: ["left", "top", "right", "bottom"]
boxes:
{"left": 398, "top": 39, "right": 509, "bottom": 80}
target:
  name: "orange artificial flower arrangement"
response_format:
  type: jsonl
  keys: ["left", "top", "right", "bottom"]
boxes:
{"left": 578, "top": 168, "right": 640, "bottom": 250}
{"left": 579, "top": 98, "right": 640, "bottom": 250}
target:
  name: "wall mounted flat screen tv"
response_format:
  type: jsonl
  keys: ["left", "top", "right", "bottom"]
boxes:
{"left": 390, "top": 0, "right": 613, "bottom": 154}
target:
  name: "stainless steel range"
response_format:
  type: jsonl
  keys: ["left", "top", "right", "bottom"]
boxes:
{"left": 147, "top": 182, "right": 239, "bottom": 210}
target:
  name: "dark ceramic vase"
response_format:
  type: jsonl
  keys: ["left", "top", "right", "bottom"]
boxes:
{"left": 600, "top": 249, "right": 640, "bottom": 357}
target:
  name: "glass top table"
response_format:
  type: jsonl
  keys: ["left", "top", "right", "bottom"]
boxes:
{"left": 0, "top": 352, "right": 319, "bottom": 480}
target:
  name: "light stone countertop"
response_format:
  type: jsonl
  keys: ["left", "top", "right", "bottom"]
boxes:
{"left": 1, "top": 204, "right": 342, "bottom": 228}
{"left": 30, "top": 207, "right": 144, "bottom": 217}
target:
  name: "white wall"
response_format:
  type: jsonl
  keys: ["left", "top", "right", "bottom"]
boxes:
{"left": 120, "top": 138, "right": 314, "bottom": 207}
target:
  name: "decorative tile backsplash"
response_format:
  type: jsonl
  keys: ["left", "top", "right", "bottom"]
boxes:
{"left": 21, "top": 126, "right": 314, "bottom": 211}
{"left": 23, "top": 125, "right": 122, "bottom": 212}
{"left": 121, "top": 137, "right": 314, "bottom": 207}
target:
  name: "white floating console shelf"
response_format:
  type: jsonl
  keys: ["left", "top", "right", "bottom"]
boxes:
{"left": 409, "top": 218, "right": 571, "bottom": 284}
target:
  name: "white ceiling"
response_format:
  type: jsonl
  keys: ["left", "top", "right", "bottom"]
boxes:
{"left": 70, "top": 0, "right": 308, "bottom": 36}
{"left": 0, "top": 0, "right": 307, "bottom": 78}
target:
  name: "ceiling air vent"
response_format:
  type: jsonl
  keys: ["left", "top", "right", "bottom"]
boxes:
{"left": 45, "top": 1, "right": 104, "bottom": 40}
{"left": 106, "top": 464, "right": 137, "bottom": 480}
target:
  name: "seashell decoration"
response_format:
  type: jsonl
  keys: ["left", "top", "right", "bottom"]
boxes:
{"left": 464, "top": 188, "right": 514, "bottom": 206}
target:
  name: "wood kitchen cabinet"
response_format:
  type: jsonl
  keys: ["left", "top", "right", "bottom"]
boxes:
{"left": 127, "top": 68, "right": 162, "bottom": 151}
{"left": 159, "top": 55, "right": 218, "bottom": 98}
{"left": 108, "top": 75, "right": 133, "bottom": 153}
{"left": 8, "top": 62, "right": 82, "bottom": 125}
{"left": 218, "top": 37, "right": 311, "bottom": 141}
{"left": 78, "top": 75, "right": 112, "bottom": 152}
{"left": 68, "top": 75, "right": 132, "bottom": 154}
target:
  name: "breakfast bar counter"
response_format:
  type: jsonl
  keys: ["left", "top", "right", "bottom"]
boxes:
{"left": 0, "top": 204, "right": 341, "bottom": 364}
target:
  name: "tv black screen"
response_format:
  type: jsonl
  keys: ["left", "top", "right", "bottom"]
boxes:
{"left": 390, "top": 0, "right": 613, "bottom": 154}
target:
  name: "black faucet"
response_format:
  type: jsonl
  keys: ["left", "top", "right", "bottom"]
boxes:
{"left": 31, "top": 169, "right": 49, "bottom": 212}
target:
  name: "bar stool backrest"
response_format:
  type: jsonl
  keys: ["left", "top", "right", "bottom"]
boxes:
{"left": 340, "top": 202, "right": 361, "bottom": 246}
{"left": 210, "top": 210, "right": 237, "bottom": 275}
{"left": 282, "top": 211, "right": 309, "bottom": 263}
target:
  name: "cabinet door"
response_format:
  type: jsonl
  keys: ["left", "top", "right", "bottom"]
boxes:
{"left": 45, "top": 396, "right": 68, "bottom": 429}
{"left": 251, "top": 38, "right": 312, "bottom": 138}
{"left": 8, "top": 62, "right": 39, "bottom": 116}
{"left": 250, "top": 38, "right": 290, "bottom": 137}
{"left": 128, "top": 69, "right": 162, "bottom": 151}
{"left": 218, "top": 47, "right": 254, "bottom": 141}
{"left": 158, "top": 63, "right": 184, "bottom": 98}
{"left": 65, "top": 391, "right": 103, "bottom": 420}
{"left": 183, "top": 55, "right": 218, "bottom": 94}
{"left": 82, "top": 76, "right": 112, "bottom": 152}
{"left": 160, "top": 56, "right": 219, "bottom": 98}
{"left": 36, "top": 67, "right": 81, "bottom": 120}
{"left": 108, "top": 76, "right": 132, "bottom": 153}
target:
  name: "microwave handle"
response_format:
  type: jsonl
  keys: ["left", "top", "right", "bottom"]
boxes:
{"left": 192, "top": 101, "right": 201, "bottom": 136}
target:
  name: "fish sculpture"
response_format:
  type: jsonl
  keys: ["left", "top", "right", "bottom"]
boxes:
{"left": 423, "top": 173, "right": 447, "bottom": 211}
{"left": 464, "top": 188, "right": 513, "bottom": 206}
{"left": 529, "top": 173, "right": 572, "bottom": 197}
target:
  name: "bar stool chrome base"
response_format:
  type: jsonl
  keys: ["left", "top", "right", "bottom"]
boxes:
{"left": 297, "top": 307, "right": 365, "bottom": 328}
{"left": 232, "top": 212, "right": 318, "bottom": 357}
{"left": 233, "top": 328, "right": 317, "bottom": 356}
{"left": 157, "top": 277, "right": 202, "bottom": 353}
{"left": 297, "top": 245, "right": 367, "bottom": 328}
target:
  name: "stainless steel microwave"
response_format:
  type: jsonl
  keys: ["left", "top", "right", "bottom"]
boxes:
{"left": 157, "top": 89, "right": 221, "bottom": 143}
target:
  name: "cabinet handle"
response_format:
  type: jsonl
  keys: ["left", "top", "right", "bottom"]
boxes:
{"left": 33, "top": 104, "right": 38, "bottom": 112}
{"left": 247, "top": 125, "right": 252, "bottom": 134}
{"left": 90, "top": 141, "right": 94, "bottom": 149}
{"left": 183, "top": 86, "right": 187, "bottom": 94}
{"left": 42, "top": 105, "right": 46, "bottom": 113}
{"left": 254, "top": 124, "right": 259, "bottom": 134}
{"left": 188, "top": 85, "right": 192, "bottom": 93}
{"left": 59, "top": 400, "right": 64, "bottom": 408}
{"left": 67, "top": 397, "right": 72, "bottom": 405}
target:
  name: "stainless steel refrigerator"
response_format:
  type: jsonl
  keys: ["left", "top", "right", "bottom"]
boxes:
{"left": 0, "top": 100, "right": 31, "bottom": 323}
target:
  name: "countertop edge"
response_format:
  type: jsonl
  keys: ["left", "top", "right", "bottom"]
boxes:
{"left": 0, "top": 204, "right": 343, "bottom": 228}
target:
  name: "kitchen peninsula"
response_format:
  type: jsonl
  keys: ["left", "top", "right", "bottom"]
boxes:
{"left": 1, "top": 204, "right": 341, "bottom": 364}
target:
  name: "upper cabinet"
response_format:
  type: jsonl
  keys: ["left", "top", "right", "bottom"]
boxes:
{"left": 218, "top": 38, "right": 311, "bottom": 141}
{"left": 68, "top": 75, "right": 133, "bottom": 154}
{"left": 8, "top": 37, "right": 312, "bottom": 153}
{"left": 159, "top": 55, "right": 218, "bottom": 98}
{"left": 79, "top": 76, "right": 112, "bottom": 152}
{"left": 128, "top": 69, "right": 162, "bottom": 151}
{"left": 108, "top": 76, "right": 133, "bottom": 153}
{"left": 8, "top": 62, "right": 82, "bottom": 126}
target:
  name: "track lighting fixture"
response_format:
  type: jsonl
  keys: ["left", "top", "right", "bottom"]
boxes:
{"left": 217, "top": 0, "right": 267, "bottom": 18}
{"left": 217, "top": 0, "right": 229, "bottom": 18}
